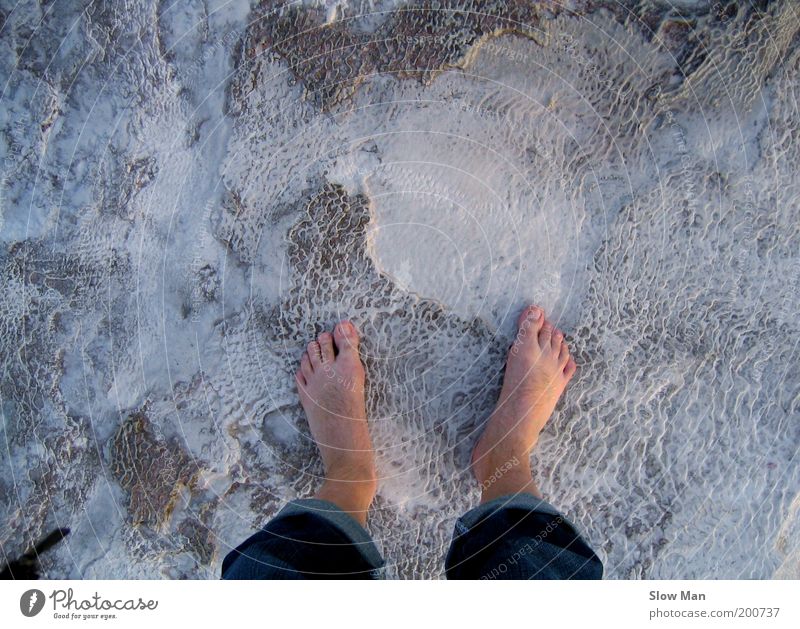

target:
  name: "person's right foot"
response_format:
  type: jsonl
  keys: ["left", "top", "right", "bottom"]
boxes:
{"left": 296, "top": 321, "right": 376, "bottom": 523}
{"left": 471, "top": 305, "right": 577, "bottom": 502}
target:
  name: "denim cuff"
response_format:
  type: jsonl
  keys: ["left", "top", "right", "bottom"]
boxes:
{"left": 278, "top": 498, "right": 385, "bottom": 572}
{"left": 447, "top": 492, "right": 603, "bottom": 579}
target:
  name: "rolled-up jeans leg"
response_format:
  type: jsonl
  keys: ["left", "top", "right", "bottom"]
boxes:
{"left": 221, "top": 499, "right": 384, "bottom": 579}
{"left": 445, "top": 494, "right": 603, "bottom": 579}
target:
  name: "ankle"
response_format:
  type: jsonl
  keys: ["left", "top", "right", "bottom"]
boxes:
{"left": 479, "top": 466, "right": 541, "bottom": 503}
{"left": 315, "top": 476, "right": 376, "bottom": 525}
{"left": 474, "top": 447, "right": 543, "bottom": 502}
{"left": 325, "top": 461, "right": 377, "bottom": 499}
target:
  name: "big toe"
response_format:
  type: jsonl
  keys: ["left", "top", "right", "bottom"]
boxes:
{"left": 517, "top": 305, "right": 543, "bottom": 332}
{"left": 334, "top": 320, "right": 360, "bottom": 359}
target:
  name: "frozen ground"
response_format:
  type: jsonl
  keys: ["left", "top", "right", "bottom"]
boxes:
{"left": 1, "top": 0, "right": 798, "bottom": 578}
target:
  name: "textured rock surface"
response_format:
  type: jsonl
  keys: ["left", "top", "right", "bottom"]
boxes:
{"left": 233, "top": 0, "right": 552, "bottom": 110}
{"left": 110, "top": 412, "right": 199, "bottom": 530}
{"left": 1, "top": 0, "right": 798, "bottom": 578}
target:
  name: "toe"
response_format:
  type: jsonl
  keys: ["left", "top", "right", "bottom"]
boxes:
{"left": 564, "top": 357, "right": 577, "bottom": 379}
{"left": 334, "top": 320, "right": 360, "bottom": 359}
{"left": 539, "top": 319, "right": 554, "bottom": 347}
{"left": 318, "top": 332, "right": 334, "bottom": 363}
{"left": 295, "top": 369, "right": 306, "bottom": 387}
{"left": 517, "top": 305, "right": 544, "bottom": 335}
{"left": 308, "top": 341, "right": 322, "bottom": 367}
{"left": 558, "top": 339, "right": 570, "bottom": 367}
{"left": 552, "top": 328, "right": 564, "bottom": 352}
{"left": 301, "top": 353, "right": 314, "bottom": 379}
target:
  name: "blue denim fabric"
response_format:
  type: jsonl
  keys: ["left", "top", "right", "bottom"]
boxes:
{"left": 221, "top": 499, "right": 384, "bottom": 579}
{"left": 445, "top": 493, "right": 603, "bottom": 579}
{"left": 222, "top": 494, "right": 602, "bottom": 580}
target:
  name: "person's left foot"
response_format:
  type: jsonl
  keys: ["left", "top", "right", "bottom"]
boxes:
{"left": 471, "top": 305, "right": 576, "bottom": 502}
{"left": 296, "top": 321, "right": 376, "bottom": 522}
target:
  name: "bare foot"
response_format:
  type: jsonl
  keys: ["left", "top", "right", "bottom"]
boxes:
{"left": 295, "top": 321, "right": 376, "bottom": 524}
{"left": 472, "top": 305, "right": 577, "bottom": 503}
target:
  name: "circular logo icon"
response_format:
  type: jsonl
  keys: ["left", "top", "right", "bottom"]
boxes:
{"left": 20, "top": 589, "right": 45, "bottom": 617}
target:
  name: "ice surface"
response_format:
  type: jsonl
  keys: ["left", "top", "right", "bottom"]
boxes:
{"left": 1, "top": 0, "right": 798, "bottom": 578}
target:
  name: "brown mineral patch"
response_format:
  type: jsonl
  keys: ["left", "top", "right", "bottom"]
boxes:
{"left": 110, "top": 412, "right": 200, "bottom": 530}
{"left": 229, "top": 0, "right": 761, "bottom": 113}
{"left": 234, "top": 0, "right": 557, "bottom": 111}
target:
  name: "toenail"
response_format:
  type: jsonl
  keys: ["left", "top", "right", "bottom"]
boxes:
{"left": 529, "top": 308, "right": 540, "bottom": 320}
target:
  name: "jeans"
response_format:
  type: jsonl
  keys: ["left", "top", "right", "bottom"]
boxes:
{"left": 221, "top": 494, "right": 603, "bottom": 579}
